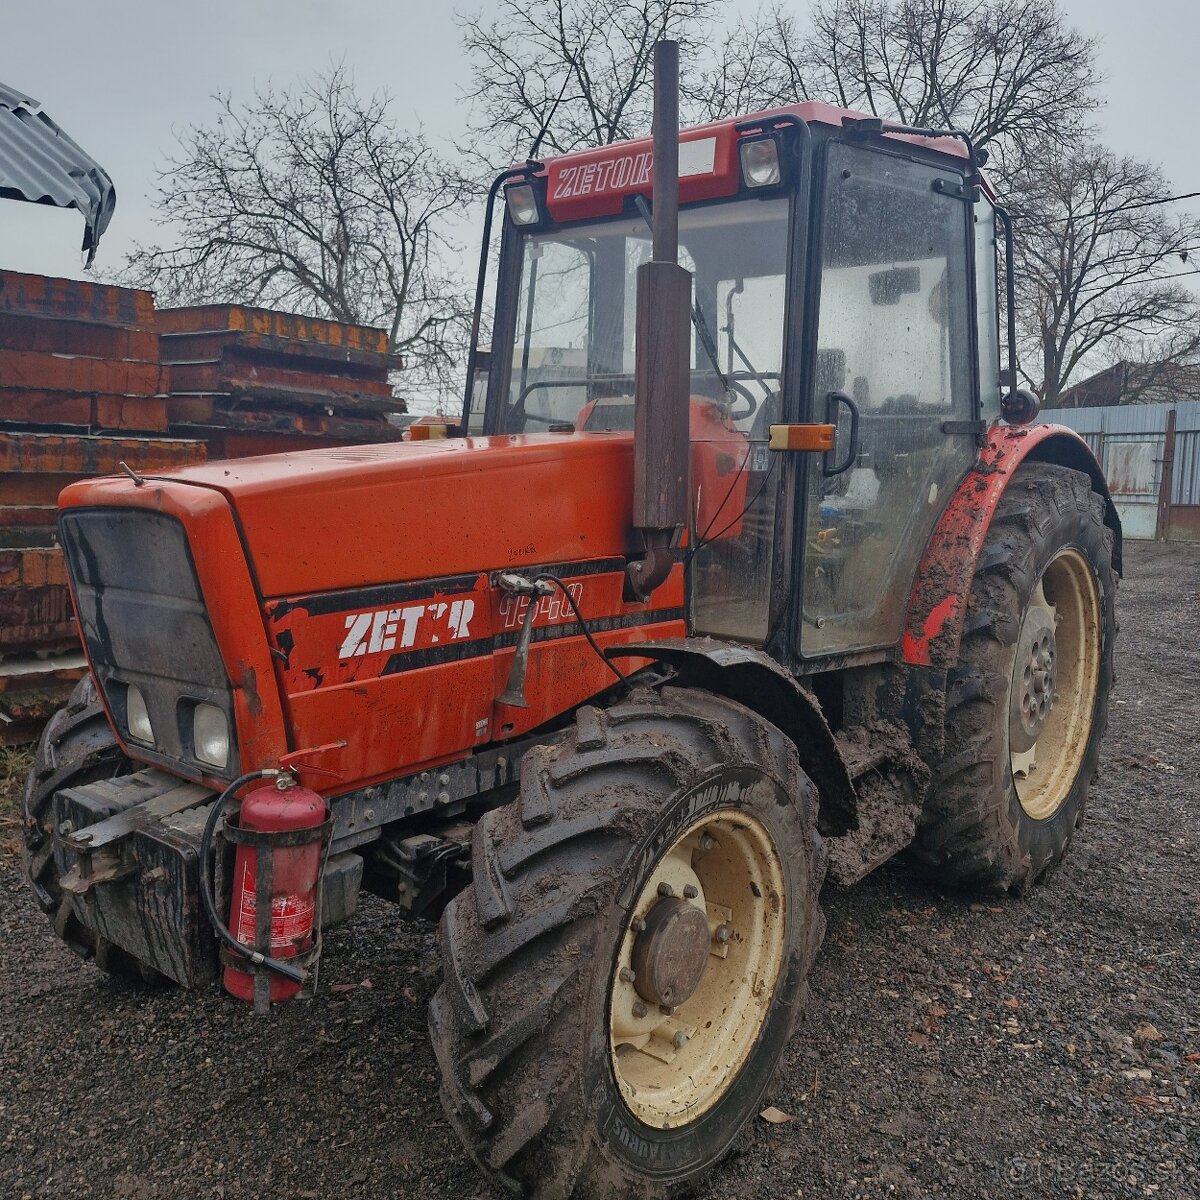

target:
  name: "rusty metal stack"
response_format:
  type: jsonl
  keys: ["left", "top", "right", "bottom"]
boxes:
{"left": 0, "top": 270, "right": 169, "bottom": 431}
{"left": 156, "top": 304, "right": 403, "bottom": 458}
{"left": 0, "top": 271, "right": 209, "bottom": 743}
{"left": 1, "top": 275, "right": 404, "bottom": 743}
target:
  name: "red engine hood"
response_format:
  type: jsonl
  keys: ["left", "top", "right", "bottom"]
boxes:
{"left": 76, "top": 433, "right": 640, "bottom": 599}
{"left": 57, "top": 432, "right": 689, "bottom": 790}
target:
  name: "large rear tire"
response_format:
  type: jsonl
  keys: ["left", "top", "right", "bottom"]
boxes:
{"left": 915, "top": 463, "right": 1117, "bottom": 893}
{"left": 429, "top": 687, "right": 825, "bottom": 1198}
{"left": 21, "top": 676, "right": 166, "bottom": 982}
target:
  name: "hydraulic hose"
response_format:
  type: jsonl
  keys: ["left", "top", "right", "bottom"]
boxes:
{"left": 198, "top": 770, "right": 306, "bottom": 986}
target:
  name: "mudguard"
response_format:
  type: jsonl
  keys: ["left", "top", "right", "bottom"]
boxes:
{"left": 902, "top": 423, "right": 1121, "bottom": 670}
{"left": 613, "top": 637, "right": 858, "bottom": 836}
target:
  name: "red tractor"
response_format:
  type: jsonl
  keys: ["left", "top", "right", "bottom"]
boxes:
{"left": 22, "top": 44, "right": 1117, "bottom": 1198}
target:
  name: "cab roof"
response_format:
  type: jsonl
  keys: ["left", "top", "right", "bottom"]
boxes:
{"left": 539, "top": 101, "right": 970, "bottom": 224}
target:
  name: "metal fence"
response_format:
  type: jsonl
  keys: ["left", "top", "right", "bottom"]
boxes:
{"left": 1039, "top": 400, "right": 1200, "bottom": 542}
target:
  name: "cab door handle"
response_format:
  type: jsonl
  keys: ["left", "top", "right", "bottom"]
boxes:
{"left": 823, "top": 391, "right": 861, "bottom": 476}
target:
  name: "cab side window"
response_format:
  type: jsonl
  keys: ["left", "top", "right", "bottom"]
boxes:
{"left": 801, "top": 142, "right": 976, "bottom": 656}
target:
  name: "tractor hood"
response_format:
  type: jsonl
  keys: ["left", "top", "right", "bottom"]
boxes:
{"left": 57, "top": 432, "right": 685, "bottom": 790}
{"left": 65, "top": 433, "right": 640, "bottom": 601}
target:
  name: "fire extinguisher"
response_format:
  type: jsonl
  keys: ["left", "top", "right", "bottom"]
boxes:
{"left": 199, "top": 770, "right": 329, "bottom": 1006}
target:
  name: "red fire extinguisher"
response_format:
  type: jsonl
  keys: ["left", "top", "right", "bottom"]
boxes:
{"left": 222, "top": 780, "right": 327, "bottom": 1004}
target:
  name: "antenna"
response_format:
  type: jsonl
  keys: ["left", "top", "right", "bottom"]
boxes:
{"left": 528, "top": 41, "right": 586, "bottom": 162}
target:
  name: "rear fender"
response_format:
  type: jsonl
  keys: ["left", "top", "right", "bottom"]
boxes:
{"left": 613, "top": 637, "right": 857, "bottom": 836}
{"left": 902, "top": 424, "right": 1121, "bottom": 670}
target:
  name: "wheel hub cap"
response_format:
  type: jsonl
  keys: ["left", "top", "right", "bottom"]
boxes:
{"left": 631, "top": 896, "right": 711, "bottom": 1009}
{"left": 1008, "top": 549, "right": 1102, "bottom": 821}
{"left": 608, "top": 807, "right": 787, "bottom": 1130}
{"left": 1011, "top": 612, "right": 1057, "bottom": 752}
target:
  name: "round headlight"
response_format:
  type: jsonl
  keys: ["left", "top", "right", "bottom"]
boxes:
{"left": 193, "top": 703, "right": 229, "bottom": 769}
{"left": 125, "top": 684, "right": 154, "bottom": 745}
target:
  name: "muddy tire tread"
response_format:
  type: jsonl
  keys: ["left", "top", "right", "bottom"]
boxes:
{"left": 21, "top": 676, "right": 160, "bottom": 981}
{"left": 429, "top": 688, "right": 825, "bottom": 1199}
{"left": 914, "top": 463, "right": 1117, "bottom": 893}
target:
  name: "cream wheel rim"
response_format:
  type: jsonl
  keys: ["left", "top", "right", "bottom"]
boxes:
{"left": 1010, "top": 549, "right": 1102, "bottom": 821}
{"left": 608, "top": 805, "right": 786, "bottom": 1130}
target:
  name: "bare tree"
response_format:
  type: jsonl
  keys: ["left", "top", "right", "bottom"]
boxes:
{"left": 1010, "top": 145, "right": 1200, "bottom": 407}
{"left": 697, "top": 0, "right": 1098, "bottom": 178}
{"left": 459, "top": 0, "right": 1199, "bottom": 400}
{"left": 458, "top": 0, "right": 716, "bottom": 164}
{"left": 124, "top": 67, "right": 475, "bottom": 389}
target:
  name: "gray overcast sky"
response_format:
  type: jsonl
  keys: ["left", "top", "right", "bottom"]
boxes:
{"left": 2, "top": 0, "right": 1198, "bottom": 282}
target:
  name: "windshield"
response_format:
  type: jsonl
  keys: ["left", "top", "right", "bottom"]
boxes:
{"left": 502, "top": 198, "right": 790, "bottom": 435}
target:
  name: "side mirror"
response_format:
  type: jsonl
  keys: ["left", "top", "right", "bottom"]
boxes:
{"left": 1002, "top": 388, "right": 1040, "bottom": 426}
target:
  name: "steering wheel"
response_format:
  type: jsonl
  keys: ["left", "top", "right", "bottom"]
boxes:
{"left": 508, "top": 375, "right": 634, "bottom": 431}
{"left": 518, "top": 408, "right": 566, "bottom": 427}
{"left": 722, "top": 379, "right": 760, "bottom": 422}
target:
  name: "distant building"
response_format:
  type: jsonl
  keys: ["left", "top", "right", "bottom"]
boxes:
{"left": 1054, "top": 360, "right": 1200, "bottom": 409}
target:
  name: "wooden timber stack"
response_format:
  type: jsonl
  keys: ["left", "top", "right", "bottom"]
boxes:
{"left": 0, "top": 272, "right": 403, "bottom": 743}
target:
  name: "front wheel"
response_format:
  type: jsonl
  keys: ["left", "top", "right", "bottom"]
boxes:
{"left": 915, "top": 463, "right": 1117, "bottom": 892}
{"left": 429, "top": 687, "right": 825, "bottom": 1198}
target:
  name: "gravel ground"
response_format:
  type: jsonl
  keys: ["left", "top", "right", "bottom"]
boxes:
{"left": 1, "top": 540, "right": 1196, "bottom": 1200}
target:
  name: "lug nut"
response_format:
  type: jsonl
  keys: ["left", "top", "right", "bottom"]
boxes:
{"left": 660, "top": 1004, "right": 675, "bottom": 1016}
{"left": 657, "top": 881, "right": 674, "bottom": 898}
{"left": 619, "top": 967, "right": 636, "bottom": 984}
{"left": 672, "top": 1031, "right": 688, "bottom": 1049}
{"left": 632, "top": 1001, "right": 648, "bottom": 1019}
{"left": 683, "top": 884, "right": 699, "bottom": 899}
{"left": 699, "top": 834, "right": 715, "bottom": 851}
{"left": 714, "top": 924, "right": 732, "bottom": 944}
{"left": 631, "top": 917, "right": 647, "bottom": 933}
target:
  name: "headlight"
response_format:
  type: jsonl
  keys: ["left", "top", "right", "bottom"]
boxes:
{"left": 193, "top": 703, "right": 230, "bottom": 769}
{"left": 505, "top": 182, "right": 542, "bottom": 226}
{"left": 125, "top": 684, "right": 154, "bottom": 745}
{"left": 739, "top": 136, "right": 782, "bottom": 188}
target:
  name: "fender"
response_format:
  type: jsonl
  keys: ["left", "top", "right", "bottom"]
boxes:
{"left": 613, "top": 637, "right": 857, "bottom": 836}
{"left": 902, "top": 423, "right": 1122, "bottom": 670}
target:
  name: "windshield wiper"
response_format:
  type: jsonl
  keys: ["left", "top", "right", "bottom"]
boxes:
{"left": 724, "top": 279, "right": 774, "bottom": 402}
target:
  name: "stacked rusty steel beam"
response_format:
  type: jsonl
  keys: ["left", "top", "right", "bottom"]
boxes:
{"left": 0, "top": 433, "right": 208, "bottom": 742}
{"left": 156, "top": 305, "right": 403, "bottom": 458}
{"left": 0, "top": 270, "right": 170, "bottom": 432}
{"left": 1, "top": 275, "right": 403, "bottom": 742}
{"left": 0, "top": 271, "right": 209, "bottom": 742}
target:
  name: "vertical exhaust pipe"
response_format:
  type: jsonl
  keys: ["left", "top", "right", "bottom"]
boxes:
{"left": 627, "top": 39, "right": 692, "bottom": 601}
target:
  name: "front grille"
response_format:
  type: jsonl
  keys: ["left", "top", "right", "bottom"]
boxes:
{"left": 59, "top": 508, "right": 237, "bottom": 779}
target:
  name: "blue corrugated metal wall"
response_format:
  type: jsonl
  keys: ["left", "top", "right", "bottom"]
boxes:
{"left": 1039, "top": 401, "right": 1200, "bottom": 541}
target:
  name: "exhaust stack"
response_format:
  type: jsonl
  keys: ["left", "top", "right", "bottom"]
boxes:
{"left": 627, "top": 39, "right": 691, "bottom": 601}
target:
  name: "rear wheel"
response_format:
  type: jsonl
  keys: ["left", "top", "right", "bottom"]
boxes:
{"left": 21, "top": 676, "right": 165, "bottom": 982}
{"left": 429, "top": 687, "right": 825, "bottom": 1198}
{"left": 915, "top": 463, "right": 1117, "bottom": 892}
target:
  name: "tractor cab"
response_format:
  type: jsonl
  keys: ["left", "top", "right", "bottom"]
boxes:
{"left": 467, "top": 103, "right": 1006, "bottom": 660}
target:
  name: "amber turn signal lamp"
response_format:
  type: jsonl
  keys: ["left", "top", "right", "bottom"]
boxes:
{"left": 767, "top": 423, "right": 836, "bottom": 452}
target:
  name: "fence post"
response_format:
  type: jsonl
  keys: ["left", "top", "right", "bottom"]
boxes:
{"left": 1157, "top": 407, "right": 1177, "bottom": 541}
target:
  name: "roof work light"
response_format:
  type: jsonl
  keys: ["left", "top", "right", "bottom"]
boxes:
{"left": 738, "top": 135, "right": 783, "bottom": 189}
{"left": 505, "top": 182, "right": 544, "bottom": 227}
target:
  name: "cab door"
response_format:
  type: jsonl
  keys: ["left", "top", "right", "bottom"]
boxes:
{"left": 799, "top": 141, "right": 978, "bottom": 657}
